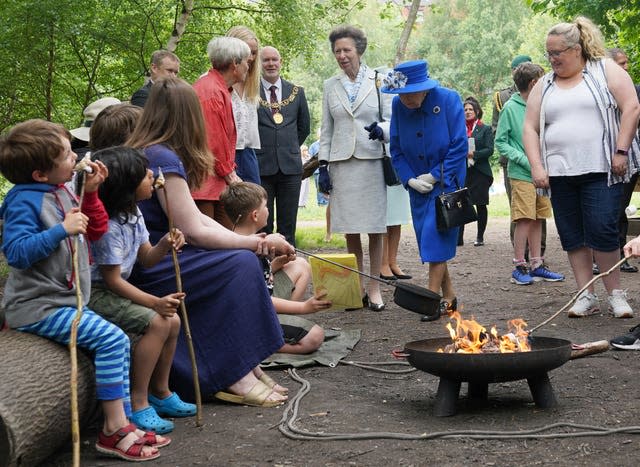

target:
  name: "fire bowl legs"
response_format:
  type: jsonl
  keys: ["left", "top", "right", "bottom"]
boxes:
{"left": 433, "top": 378, "right": 461, "bottom": 417}
{"left": 433, "top": 373, "right": 557, "bottom": 417}
{"left": 527, "top": 373, "right": 557, "bottom": 409}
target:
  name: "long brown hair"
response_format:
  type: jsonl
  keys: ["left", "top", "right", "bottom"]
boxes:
{"left": 127, "top": 77, "right": 212, "bottom": 190}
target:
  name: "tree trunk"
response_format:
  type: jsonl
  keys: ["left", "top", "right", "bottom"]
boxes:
{"left": 394, "top": 0, "right": 422, "bottom": 65}
{"left": 0, "top": 331, "right": 98, "bottom": 467}
{"left": 166, "top": 0, "right": 195, "bottom": 53}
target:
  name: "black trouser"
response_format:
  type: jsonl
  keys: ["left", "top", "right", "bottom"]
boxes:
{"left": 260, "top": 171, "right": 302, "bottom": 247}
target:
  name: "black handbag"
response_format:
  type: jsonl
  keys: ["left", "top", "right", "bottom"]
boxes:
{"left": 435, "top": 163, "right": 477, "bottom": 232}
{"left": 382, "top": 156, "right": 401, "bottom": 186}
{"left": 375, "top": 69, "right": 401, "bottom": 186}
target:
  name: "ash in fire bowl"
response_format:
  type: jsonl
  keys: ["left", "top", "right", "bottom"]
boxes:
{"left": 438, "top": 311, "right": 531, "bottom": 354}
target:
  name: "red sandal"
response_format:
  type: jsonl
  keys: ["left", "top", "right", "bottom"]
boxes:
{"left": 140, "top": 429, "right": 171, "bottom": 448}
{"left": 96, "top": 423, "right": 160, "bottom": 462}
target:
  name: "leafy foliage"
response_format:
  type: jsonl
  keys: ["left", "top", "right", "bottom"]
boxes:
{"left": 528, "top": 0, "right": 640, "bottom": 80}
{"left": 0, "top": 0, "right": 358, "bottom": 132}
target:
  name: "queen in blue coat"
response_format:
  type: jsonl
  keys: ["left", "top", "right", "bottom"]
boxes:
{"left": 382, "top": 60, "right": 467, "bottom": 320}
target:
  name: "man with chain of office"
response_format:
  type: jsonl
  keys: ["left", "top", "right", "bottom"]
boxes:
{"left": 256, "top": 46, "right": 310, "bottom": 246}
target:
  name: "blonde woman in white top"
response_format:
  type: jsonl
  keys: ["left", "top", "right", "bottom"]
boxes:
{"left": 227, "top": 26, "right": 262, "bottom": 183}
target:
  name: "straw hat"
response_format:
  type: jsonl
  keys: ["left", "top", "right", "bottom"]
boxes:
{"left": 69, "top": 97, "right": 121, "bottom": 142}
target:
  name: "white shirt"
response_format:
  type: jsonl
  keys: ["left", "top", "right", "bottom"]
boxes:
{"left": 261, "top": 77, "right": 282, "bottom": 102}
{"left": 231, "top": 89, "right": 261, "bottom": 149}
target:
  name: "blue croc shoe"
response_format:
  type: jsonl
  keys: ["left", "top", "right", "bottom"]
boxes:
{"left": 130, "top": 406, "right": 174, "bottom": 435}
{"left": 149, "top": 392, "right": 197, "bottom": 418}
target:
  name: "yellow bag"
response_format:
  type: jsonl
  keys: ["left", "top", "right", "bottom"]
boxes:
{"left": 309, "top": 254, "right": 362, "bottom": 311}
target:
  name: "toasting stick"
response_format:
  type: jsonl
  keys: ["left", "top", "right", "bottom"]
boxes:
{"left": 69, "top": 153, "right": 93, "bottom": 467}
{"left": 154, "top": 168, "right": 202, "bottom": 426}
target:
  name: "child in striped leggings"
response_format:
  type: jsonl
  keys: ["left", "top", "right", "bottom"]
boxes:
{"left": 0, "top": 119, "right": 166, "bottom": 461}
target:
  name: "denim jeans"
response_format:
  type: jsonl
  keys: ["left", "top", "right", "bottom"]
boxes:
{"left": 549, "top": 173, "right": 622, "bottom": 252}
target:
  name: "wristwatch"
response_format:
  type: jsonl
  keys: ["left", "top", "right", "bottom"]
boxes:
{"left": 616, "top": 148, "right": 629, "bottom": 156}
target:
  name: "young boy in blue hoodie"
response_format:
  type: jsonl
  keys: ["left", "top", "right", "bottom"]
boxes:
{"left": 0, "top": 119, "right": 167, "bottom": 461}
{"left": 495, "top": 63, "right": 565, "bottom": 287}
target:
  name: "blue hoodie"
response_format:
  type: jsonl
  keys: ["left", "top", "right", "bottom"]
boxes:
{"left": 0, "top": 183, "right": 91, "bottom": 328}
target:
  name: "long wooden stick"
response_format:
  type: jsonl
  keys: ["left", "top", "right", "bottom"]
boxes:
{"left": 69, "top": 166, "right": 89, "bottom": 467}
{"left": 155, "top": 169, "right": 202, "bottom": 425}
{"left": 530, "top": 256, "right": 628, "bottom": 334}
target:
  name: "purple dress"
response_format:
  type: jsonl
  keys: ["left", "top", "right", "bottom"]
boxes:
{"left": 129, "top": 144, "right": 284, "bottom": 401}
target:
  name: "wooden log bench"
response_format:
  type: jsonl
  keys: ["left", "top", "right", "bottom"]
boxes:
{"left": 0, "top": 329, "right": 98, "bottom": 467}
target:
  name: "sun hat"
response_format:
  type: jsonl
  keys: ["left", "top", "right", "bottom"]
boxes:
{"left": 380, "top": 60, "right": 439, "bottom": 94}
{"left": 69, "top": 97, "right": 121, "bottom": 142}
{"left": 510, "top": 55, "right": 532, "bottom": 70}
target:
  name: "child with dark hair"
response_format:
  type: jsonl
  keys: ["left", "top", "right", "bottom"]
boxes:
{"left": 0, "top": 120, "right": 163, "bottom": 461}
{"left": 89, "top": 146, "right": 195, "bottom": 434}
{"left": 221, "top": 181, "right": 331, "bottom": 355}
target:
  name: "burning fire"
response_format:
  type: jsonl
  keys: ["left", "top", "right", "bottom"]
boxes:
{"left": 438, "top": 311, "right": 531, "bottom": 354}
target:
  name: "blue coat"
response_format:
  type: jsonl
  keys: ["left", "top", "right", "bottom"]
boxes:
{"left": 390, "top": 87, "right": 467, "bottom": 262}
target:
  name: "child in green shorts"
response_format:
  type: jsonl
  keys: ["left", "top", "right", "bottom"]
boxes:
{"left": 90, "top": 146, "right": 196, "bottom": 434}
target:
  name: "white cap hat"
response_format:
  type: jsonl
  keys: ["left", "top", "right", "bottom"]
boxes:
{"left": 69, "top": 97, "right": 121, "bottom": 142}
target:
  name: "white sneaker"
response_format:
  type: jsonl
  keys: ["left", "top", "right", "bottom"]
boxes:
{"left": 568, "top": 290, "right": 599, "bottom": 317}
{"left": 608, "top": 289, "right": 633, "bottom": 318}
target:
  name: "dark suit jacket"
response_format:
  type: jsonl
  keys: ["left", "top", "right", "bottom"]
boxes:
{"left": 131, "top": 81, "right": 152, "bottom": 107}
{"left": 256, "top": 79, "right": 310, "bottom": 176}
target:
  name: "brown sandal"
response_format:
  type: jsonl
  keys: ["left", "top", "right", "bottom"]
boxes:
{"left": 96, "top": 423, "right": 160, "bottom": 462}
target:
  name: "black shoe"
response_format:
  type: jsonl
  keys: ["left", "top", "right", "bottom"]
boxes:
{"left": 474, "top": 239, "right": 484, "bottom": 246}
{"left": 592, "top": 263, "right": 600, "bottom": 275}
{"left": 620, "top": 260, "right": 638, "bottom": 273}
{"left": 379, "top": 273, "right": 397, "bottom": 281}
{"left": 457, "top": 240, "right": 464, "bottom": 246}
{"left": 368, "top": 302, "right": 385, "bottom": 312}
{"left": 390, "top": 268, "right": 412, "bottom": 280}
{"left": 421, "top": 313, "right": 440, "bottom": 322}
{"left": 393, "top": 273, "right": 412, "bottom": 280}
{"left": 346, "top": 294, "right": 368, "bottom": 311}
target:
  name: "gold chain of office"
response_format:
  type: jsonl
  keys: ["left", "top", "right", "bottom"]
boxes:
{"left": 259, "top": 86, "right": 300, "bottom": 110}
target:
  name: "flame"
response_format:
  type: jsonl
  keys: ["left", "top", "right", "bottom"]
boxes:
{"left": 439, "top": 311, "right": 531, "bottom": 353}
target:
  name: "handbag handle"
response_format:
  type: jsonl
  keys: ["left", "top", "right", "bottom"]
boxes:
{"left": 374, "top": 69, "right": 387, "bottom": 157}
{"left": 440, "top": 161, "right": 462, "bottom": 191}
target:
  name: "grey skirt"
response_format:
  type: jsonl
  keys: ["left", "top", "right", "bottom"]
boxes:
{"left": 329, "top": 157, "right": 386, "bottom": 234}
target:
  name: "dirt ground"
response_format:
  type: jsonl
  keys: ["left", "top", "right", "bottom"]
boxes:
{"left": 49, "top": 217, "right": 640, "bottom": 466}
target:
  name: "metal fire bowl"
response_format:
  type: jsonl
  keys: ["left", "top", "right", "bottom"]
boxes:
{"left": 404, "top": 336, "right": 572, "bottom": 384}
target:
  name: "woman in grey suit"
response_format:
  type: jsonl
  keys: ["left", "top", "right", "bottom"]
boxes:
{"left": 318, "top": 25, "right": 389, "bottom": 311}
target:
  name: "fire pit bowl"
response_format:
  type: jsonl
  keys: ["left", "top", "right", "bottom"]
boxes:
{"left": 403, "top": 336, "right": 572, "bottom": 416}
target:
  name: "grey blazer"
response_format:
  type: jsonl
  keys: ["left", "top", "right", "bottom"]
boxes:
{"left": 256, "top": 79, "right": 310, "bottom": 176}
{"left": 319, "top": 66, "right": 392, "bottom": 164}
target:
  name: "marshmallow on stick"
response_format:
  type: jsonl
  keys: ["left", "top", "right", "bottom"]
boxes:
{"left": 73, "top": 153, "right": 93, "bottom": 173}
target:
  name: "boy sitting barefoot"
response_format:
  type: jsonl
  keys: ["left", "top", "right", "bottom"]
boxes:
{"left": 0, "top": 120, "right": 165, "bottom": 461}
{"left": 221, "top": 182, "right": 331, "bottom": 354}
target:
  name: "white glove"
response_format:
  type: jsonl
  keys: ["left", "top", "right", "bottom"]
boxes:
{"left": 417, "top": 173, "right": 437, "bottom": 184}
{"left": 408, "top": 178, "right": 434, "bottom": 194}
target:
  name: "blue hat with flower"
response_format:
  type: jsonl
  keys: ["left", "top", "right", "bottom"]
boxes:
{"left": 381, "top": 60, "right": 439, "bottom": 94}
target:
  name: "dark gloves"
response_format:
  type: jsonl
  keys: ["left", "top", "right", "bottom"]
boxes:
{"left": 364, "top": 122, "right": 384, "bottom": 141}
{"left": 318, "top": 165, "right": 332, "bottom": 194}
